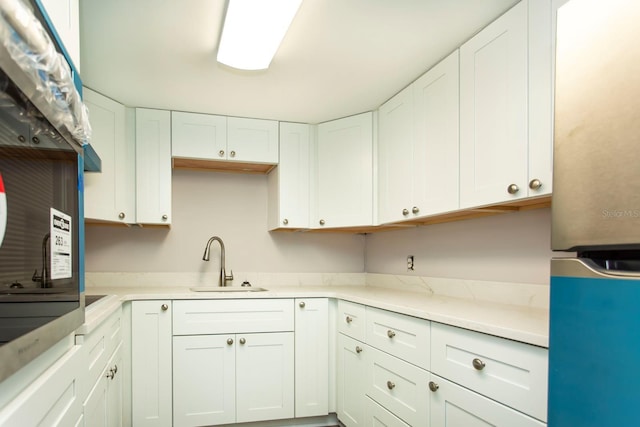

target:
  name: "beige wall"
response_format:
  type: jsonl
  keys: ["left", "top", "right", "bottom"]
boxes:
{"left": 365, "top": 208, "right": 555, "bottom": 285}
{"left": 85, "top": 170, "right": 366, "bottom": 274}
{"left": 86, "top": 171, "right": 555, "bottom": 285}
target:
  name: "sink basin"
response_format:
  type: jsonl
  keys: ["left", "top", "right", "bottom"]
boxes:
{"left": 190, "top": 287, "right": 268, "bottom": 292}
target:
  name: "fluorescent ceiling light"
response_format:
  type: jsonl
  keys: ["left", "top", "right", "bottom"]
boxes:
{"left": 217, "top": 0, "right": 303, "bottom": 71}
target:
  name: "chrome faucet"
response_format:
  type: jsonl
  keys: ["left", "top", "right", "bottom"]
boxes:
{"left": 202, "top": 236, "right": 234, "bottom": 287}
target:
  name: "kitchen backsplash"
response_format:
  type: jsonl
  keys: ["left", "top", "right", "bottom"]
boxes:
{"left": 86, "top": 271, "right": 548, "bottom": 309}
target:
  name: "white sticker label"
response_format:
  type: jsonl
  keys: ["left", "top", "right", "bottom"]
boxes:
{"left": 50, "top": 208, "right": 72, "bottom": 280}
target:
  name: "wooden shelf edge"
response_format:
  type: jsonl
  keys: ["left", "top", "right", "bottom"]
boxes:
{"left": 172, "top": 158, "right": 276, "bottom": 175}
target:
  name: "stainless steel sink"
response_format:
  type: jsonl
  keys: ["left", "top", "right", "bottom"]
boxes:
{"left": 190, "top": 287, "right": 268, "bottom": 292}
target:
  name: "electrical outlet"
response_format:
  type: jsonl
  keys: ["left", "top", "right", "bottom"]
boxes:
{"left": 407, "top": 255, "right": 414, "bottom": 271}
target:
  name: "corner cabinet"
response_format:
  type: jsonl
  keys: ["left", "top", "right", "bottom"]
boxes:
{"left": 378, "top": 51, "right": 459, "bottom": 224}
{"left": 268, "top": 122, "right": 311, "bottom": 230}
{"left": 135, "top": 109, "right": 172, "bottom": 225}
{"left": 83, "top": 88, "right": 135, "bottom": 224}
{"left": 313, "top": 112, "right": 374, "bottom": 229}
{"left": 459, "top": 0, "right": 553, "bottom": 208}
{"left": 131, "top": 301, "right": 173, "bottom": 427}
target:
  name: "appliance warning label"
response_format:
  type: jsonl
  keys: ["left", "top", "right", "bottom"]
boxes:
{"left": 50, "top": 208, "right": 72, "bottom": 280}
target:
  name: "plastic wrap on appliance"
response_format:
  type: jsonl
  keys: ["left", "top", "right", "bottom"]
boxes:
{"left": 0, "top": 0, "right": 91, "bottom": 146}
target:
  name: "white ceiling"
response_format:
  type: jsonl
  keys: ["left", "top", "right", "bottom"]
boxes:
{"left": 79, "top": 0, "right": 519, "bottom": 124}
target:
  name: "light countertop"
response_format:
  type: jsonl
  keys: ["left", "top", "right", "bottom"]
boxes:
{"left": 83, "top": 285, "right": 549, "bottom": 348}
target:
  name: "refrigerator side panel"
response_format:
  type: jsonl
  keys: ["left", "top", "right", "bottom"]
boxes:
{"left": 551, "top": 0, "right": 640, "bottom": 251}
{"left": 549, "top": 273, "right": 640, "bottom": 426}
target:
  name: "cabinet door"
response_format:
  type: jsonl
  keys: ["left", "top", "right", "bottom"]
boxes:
{"left": 336, "top": 334, "right": 367, "bottom": 427}
{"left": 135, "top": 109, "right": 171, "bottom": 225}
{"left": 236, "top": 332, "right": 294, "bottom": 423}
{"left": 365, "top": 397, "right": 411, "bottom": 427}
{"left": 227, "top": 117, "right": 279, "bottom": 163}
{"left": 131, "top": 301, "right": 172, "bottom": 427}
{"left": 173, "top": 335, "right": 236, "bottom": 427}
{"left": 84, "top": 372, "right": 108, "bottom": 427}
{"left": 267, "top": 122, "right": 310, "bottom": 229}
{"left": 315, "top": 112, "right": 373, "bottom": 228}
{"left": 83, "top": 88, "right": 135, "bottom": 223}
{"left": 459, "top": 1, "right": 528, "bottom": 208}
{"left": 171, "top": 111, "right": 227, "bottom": 160}
{"left": 528, "top": 0, "right": 554, "bottom": 197}
{"left": 294, "top": 298, "right": 329, "bottom": 418}
{"left": 377, "top": 86, "right": 414, "bottom": 224}
{"left": 83, "top": 343, "right": 123, "bottom": 427}
{"left": 429, "top": 375, "right": 545, "bottom": 427}
{"left": 107, "top": 343, "right": 124, "bottom": 427}
{"left": 413, "top": 50, "right": 460, "bottom": 216}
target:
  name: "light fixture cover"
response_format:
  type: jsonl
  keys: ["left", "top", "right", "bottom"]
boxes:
{"left": 217, "top": 0, "right": 303, "bottom": 71}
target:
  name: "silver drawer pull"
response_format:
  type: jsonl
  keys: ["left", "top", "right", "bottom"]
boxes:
{"left": 429, "top": 381, "right": 439, "bottom": 392}
{"left": 472, "top": 358, "right": 486, "bottom": 371}
{"left": 355, "top": 346, "right": 363, "bottom": 354}
{"left": 227, "top": 338, "right": 234, "bottom": 345}
{"left": 161, "top": 304, "right": 169, "bottom": 311}
{"left": 387, "top": 330, "right": 396, "bottom": 338}
{"left": 345, "top": 316, "right": 353, "bottom": 324}
{"left": 239, "top": 337, "right": 246, "bottom": 345}
{"left": 387, "top": 381, "right": 395, "bottom": 390}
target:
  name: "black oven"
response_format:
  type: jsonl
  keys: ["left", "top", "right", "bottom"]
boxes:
{"left": 0, "top": 0, "right": 89, "bottom": 382}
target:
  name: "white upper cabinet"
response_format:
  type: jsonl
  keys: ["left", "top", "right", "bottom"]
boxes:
{"left": 83, "top": 88, "right": 135, "bottom": 224}
{"left": 40, "top": 0, "right": 80, "bottom": 70}
{"left": 171, "top": 111, "right": 227, "bottom": 160}
{"left": 459, "top": 0, "right": 528, "bottom": 208}
{"left": 460, "top": 0, "right": 554, "bottom": 208}
{"left": 267, "top": 122, "right": 311, "bottom": 230}
{"left": 135, "top": 109, "right": 172, "bottom": 225}
{"left": 314, "top": 112, "right": 374, "bottom": 228}
{"left": 378, "top": 51, "right": 459, "bottom": 224}
{"left": 227, "top": 117, "right": 279, "bottom": 164}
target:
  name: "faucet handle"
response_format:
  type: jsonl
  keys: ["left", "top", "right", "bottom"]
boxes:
{"left": 225, "top": 270, "right": 234, "bottom": 282}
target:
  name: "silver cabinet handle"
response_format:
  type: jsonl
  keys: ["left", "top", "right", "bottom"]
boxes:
{"left": 507, "top": 184, "right": 519, "bottom": 194}
{"left": 118, "top": 212, "right": 125, "bottom": 219}
{"left": 283, "top": 218, "right": 289, "bottom": 225}
{"left": 106, "top": 370, "right": 115, "bottom": 380}
{"left": 387, "top": 381, "right": 395, "bottom": 390}
{"left": 345, "top": 316, "right": 353, "bottom": 324}
{"left": 355, "top": 346, "right": 363, "bottom": 354}
{"left": 219, "top": 150, "right": 225, "bottom": 157}
{"left": 112, "top": 364, "right": 118, "bottom": 375}
{"left": 239, "top": 337, "right": 246, "bottom": 345}
{"left": 319, "top": 219, "right": 326, "bottom": 226}
{"left": 412, "top": 206, "right": 419, "bottom": 214}
{"left": 162, "top": 214, "right": 168, "bottom": 221}
{"left": 230, "top": 150, "right": 236, "bottom": 158}
{"left": 429, "top": 381, "right": 439, "bottom": 392}
{"left": 402, "top": 208, "right": 409, "bottom": 216}
{"left": 529, "top": 179, "right": 542, "bottom": 190}
{"left": 299, "top": 301, "right": 306, "bottom": 308}
{"left": 472, "top": 358, "right": 486, "bottom": 370}
{"left": 227, "top": 338, "right": 234, "bottom": 345}
{"left": 161, "top": 304, "right": 168, "bottom": 311}
{"left": 387, "top": 330, "right": 396, "bottom": 338}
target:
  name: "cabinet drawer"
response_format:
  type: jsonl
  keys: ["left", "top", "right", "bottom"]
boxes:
{"left": 429, "top": 374, "right": 545, "bottom": 427}
{"left": 365, "top": 397, "right": 410, "bottom": 427}
{"left": 337, "top": 300, "right": 366, "bottom": 341}
{"left": 77, "top": 306, "right": 123, "bottom": 392}
{"left": 173, "top": 299, "right": 294, "bottom": 335}
{"left": 431, "top": 322, "right": 548, "bottom": 422}
{"left": 366, "top": 346, "right": 429, "bottom": 427}
{"left": 365, "top": 307, "right": 430, "bottom": 369}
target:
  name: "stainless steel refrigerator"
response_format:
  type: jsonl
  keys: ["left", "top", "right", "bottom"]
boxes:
{"left": 549, "top": 0, "right": 640, "bottom": 425}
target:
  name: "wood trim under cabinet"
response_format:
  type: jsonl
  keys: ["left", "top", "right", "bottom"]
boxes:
{"left": 172, "top": 158, "right": 276, "bottom": 174}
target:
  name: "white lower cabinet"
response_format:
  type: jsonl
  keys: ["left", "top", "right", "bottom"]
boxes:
{"left": 365, "top": 397, "right": 410, "bottom": 427}
{"left": 0, "top": 344, "right": 86, "bottom": 426}
{"left": 172, "top": 299, "right": 295, "bottom": 426}
{"left": 131, "top": 301, "right": 173, "bottom": 427}
{"left": 337, "top": 333, "right": 367, "bottom": 427}
{"left": 83, "top": 342, "right": 124, "bottom": 427}
{"left": 294, "top": 298, "right": 329, "bottom": 418}
{"left": 429, "top": 375, "right": 544, "bottom": 427}
{"left": 336, "top": 304, "right": 548, "bottom": 427}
